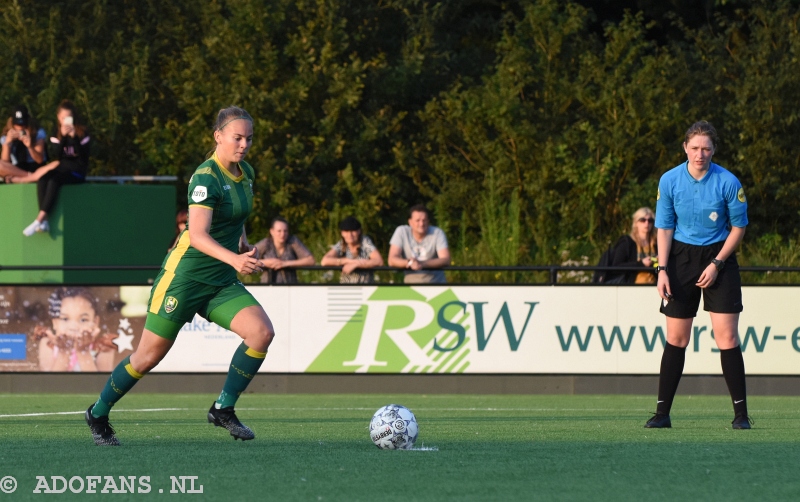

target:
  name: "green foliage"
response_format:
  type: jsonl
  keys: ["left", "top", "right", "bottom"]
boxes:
{"left": 3, "top": 0, "right": 800, "bottom": 270}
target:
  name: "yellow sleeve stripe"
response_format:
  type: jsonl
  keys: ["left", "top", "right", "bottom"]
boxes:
{"left": 194, "top": 166, "right": 217, "bottom": 177}
{"left": 245, "top": 347, "right": 268, "bottom": 359}
{"left": 125, "top": 363, "right": 144, "bottom": 379}
{"left": 188, "top": 204, "right": 213, "bottom": 210}
{"left": 149, "top": 270, "right": 175, "bottom": 315}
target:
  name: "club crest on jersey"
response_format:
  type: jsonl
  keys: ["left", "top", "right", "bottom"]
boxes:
{"left": 737, "top": 187, "right": 746, "bottom": 203}
{"left": 164, "top": 296, "right": 179, "bottom": 314}
{"left": 191, "top": 186, "right": 208, "bottom": 203}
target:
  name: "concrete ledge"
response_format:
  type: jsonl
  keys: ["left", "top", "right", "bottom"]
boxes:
{"left": 1, "top": 374, "right": 799, "bottom": 396}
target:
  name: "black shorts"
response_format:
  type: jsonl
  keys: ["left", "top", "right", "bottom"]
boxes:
{"left": 660, "top": 239, "right": 743, "bottom": 318}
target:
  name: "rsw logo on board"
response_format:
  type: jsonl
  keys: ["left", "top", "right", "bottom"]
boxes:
{"left": 306, "top": 287, "right": 538, "bottom": 374}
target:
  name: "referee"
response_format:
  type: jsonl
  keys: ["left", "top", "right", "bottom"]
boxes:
{"left": 646, "top": 121, "right": 751, "bottom": 430}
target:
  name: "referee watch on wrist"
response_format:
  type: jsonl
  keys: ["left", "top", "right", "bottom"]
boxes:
{"left": 711, "top": 258, "right": 725, "bottom": 271}
{"left": 656, "top": 266, "right": 667, "bottom": 272}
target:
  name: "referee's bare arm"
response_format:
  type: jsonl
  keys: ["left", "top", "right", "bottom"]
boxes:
{"left": 656, "top": 228, "right": 674, "bottom": 300}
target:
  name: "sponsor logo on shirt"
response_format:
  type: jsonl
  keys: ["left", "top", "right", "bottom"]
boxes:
{"left": 191, "top": 186, "right": 208, "bottom": 203}
{"left": 709, "top": 211, "right": 718, "bottom": 222}
{"left": 223, "top": 185, "right": 231, "bottom": 191}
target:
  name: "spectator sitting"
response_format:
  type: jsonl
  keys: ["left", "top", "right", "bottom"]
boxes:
{"left": 321, "top": 216, "right": 384, "bottom": 284}
{"left": 13, "top": 100, "right": 91, "bottom": 236}
{"left": 253, "top": 216, "right": 315, "bottom": 283}
{"left": 0, "top": 105, "right": 47, "bottom": 181}
{"left": 605, "top": 207, "right": 658, "bottom": 284}
{"left": 388, "top": 204, "right": 451, "bottom": 284}
{"left": 169, "top": 209, "right": 189, "bottom": 251}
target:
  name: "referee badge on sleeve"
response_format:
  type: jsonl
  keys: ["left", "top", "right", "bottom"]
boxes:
{"left": 737, "top": 187, "right": 746, "bottom": 203}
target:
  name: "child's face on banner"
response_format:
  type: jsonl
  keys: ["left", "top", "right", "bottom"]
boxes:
{"left": 54, "top": 296, "right": 98, "bottom": 338}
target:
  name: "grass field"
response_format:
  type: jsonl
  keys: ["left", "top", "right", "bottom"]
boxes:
{"left": 0, "top": 393, "right": 798, "bottom": 501}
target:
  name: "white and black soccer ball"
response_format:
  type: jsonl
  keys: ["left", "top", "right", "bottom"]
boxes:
{"left": 369, "top": 404, "right": 418, "bottom": 450}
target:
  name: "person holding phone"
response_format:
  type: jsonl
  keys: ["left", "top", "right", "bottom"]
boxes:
{"left": 602, "top": 207, "right": 658, "bottom": 285}
{"left": 16, "top": 100, "right": 91, "bottom": 236}
{"left": 85, "top": 106, "right": 274, "bottom": 446}
{"left": 646, "top": 120, "right": 751, "bottom": 430}
{"left": 0, "top": 105, "right": 47, "bottom": 180}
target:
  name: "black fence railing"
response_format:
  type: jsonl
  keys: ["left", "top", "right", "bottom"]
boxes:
{"left": 4, "top": 264, "right": 800, "bottom": 285}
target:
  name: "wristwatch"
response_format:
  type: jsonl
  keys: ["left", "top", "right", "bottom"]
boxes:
{"left": 656, "top": 266, "right": 667, "bottom": 272}
{"left": 711, "top": 258, "right": 725, "bottom": 271}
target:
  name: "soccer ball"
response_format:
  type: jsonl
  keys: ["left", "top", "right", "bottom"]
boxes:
{"left": 369, "top": 404, "right": 418, "bottom": 450}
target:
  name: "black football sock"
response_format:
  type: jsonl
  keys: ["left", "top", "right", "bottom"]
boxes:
{"left": 720, "top": 345, "right": 748, "bottom": 416}
{"left": 655, "top": 342, "right": 686, "bottom": 415}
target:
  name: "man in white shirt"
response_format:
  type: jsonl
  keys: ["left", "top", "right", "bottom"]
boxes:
{"left": 388, "top": 205, "right": 451, "bottom": 283}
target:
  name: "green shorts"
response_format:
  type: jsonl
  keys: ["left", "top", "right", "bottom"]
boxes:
{"left": 144, "top": 270, "right": 260, "bottom": 340}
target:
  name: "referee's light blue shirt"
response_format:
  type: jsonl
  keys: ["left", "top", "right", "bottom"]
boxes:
{"left": 655, "top": 162, "right": 748, "bottom": 246}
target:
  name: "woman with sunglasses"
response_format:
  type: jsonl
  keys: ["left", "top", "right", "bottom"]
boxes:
{"left": 645, "top": 120, "right": 750, "bottom": 430}
{"left": 603, "top": 208, "right": 657, "bottom": 285}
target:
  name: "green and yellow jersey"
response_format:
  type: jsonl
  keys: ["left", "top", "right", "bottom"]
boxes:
{"left": 162, "top": 152, "right": 255, "bottom": 286}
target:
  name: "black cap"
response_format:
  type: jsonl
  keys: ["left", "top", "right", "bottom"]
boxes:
{"left": 339, "top": 216, "right": 362, "bottom": 231}
{"left": 11, "top": 105, "right": 29, "bottom": 126}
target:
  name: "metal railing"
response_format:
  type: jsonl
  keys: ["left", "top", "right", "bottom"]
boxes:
{"left": 3, "top": 264, "right": 800, "bottom": 285}
{"left": 84, "top": 175, "right": 178, "bottom": 184}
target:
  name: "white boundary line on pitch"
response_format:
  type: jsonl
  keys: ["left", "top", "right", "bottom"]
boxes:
{"left": 0, "top": 406, "right": 782, "bottom": 418}
{"left": 0, "top": 407, "right": 620, "bottom": 418}
{"left": 0, "top": 408, "right": 188, "bottom": 418}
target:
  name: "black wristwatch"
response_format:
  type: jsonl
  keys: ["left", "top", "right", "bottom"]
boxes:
{"left": 711, "top": 258, "right": 725, "bottom": 271}
{"left": 656, "top": 266, "right": 667, "bottom": 272}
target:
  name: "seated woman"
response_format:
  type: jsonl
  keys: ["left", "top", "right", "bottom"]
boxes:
{"left": 16, "top": 100, "right": 91, "bottom": 236}
{"left": 321, "top": 216, "right": 384, "bottom": 284}
{"left": 0, "top": 105, "right": 47, "bottom": 180}
{"left": 253, "top": 216, "right": 315, "bottom": 283}
{"left": 605, "top": 207, "right": 658, "bottom": 284}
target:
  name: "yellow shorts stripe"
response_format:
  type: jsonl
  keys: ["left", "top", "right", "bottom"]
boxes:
{"left": 164, "top": 231, "right": 192, "bottom": 272}
{"left": 125, "top": 363, "right": 144, "bottom": 379}
{"left": 244, "top": 347, "right": 267, "bottom": 359}
{"left": 149, "top": 270, "right": 176, "bottom": 315}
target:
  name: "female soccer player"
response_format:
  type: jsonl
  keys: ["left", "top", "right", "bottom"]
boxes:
{"left": 85, "top": 106, "right": 273, "bottom": 445}
{"left": 645, "top": 120, "right": 751, "bottom": 430}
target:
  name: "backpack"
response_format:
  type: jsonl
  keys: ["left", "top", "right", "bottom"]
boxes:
{"left": 592, "top": 241, "right": 627, "bottom": 284}
{"left": 592, "top": 244, "right": 615, "bottom": 284}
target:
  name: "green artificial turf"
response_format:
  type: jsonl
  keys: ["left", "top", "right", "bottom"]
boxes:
{"left": 0, "top": 393, "right": 798, "bottom": 501}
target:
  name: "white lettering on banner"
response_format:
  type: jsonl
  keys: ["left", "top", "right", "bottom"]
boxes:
{"left": 343, "top": 300, "right": 435, "bottom": 372}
